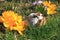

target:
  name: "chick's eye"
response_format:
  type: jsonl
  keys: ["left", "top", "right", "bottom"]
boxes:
{"left": 33, "top": 15, "right": 37, "bottom": 18}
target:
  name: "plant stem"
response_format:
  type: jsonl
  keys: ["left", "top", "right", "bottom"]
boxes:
{"left": 14, "top": 32, "right": 18, "bottom": 40}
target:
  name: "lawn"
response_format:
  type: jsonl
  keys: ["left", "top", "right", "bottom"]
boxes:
{"left": 0, "top": 0, "right": 60, "bottom": 40}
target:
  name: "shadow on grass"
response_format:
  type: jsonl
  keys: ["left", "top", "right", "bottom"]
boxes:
{"left": 0, "top": 23, "right": 5, "bottom": 34}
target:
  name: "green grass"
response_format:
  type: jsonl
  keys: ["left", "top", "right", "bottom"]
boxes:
{"left": 0, "top": 0, "right": 60, "bottom": 40}
{"left": 24, "top": 14, "right": 60, "bottom": 40}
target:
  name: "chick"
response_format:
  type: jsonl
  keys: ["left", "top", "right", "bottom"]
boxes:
{"left": 27, "top": 12, "right": 46, "bottom": 26}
